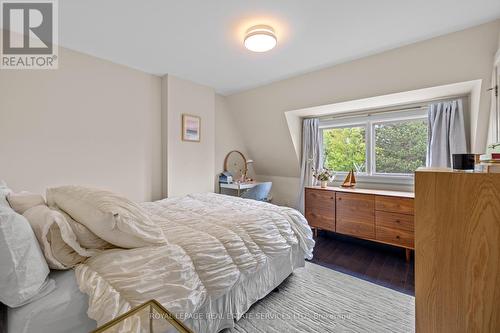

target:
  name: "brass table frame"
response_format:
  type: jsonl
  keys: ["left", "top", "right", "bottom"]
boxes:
{"left": 91, "top": 299, "right": 194, "bottom": 333}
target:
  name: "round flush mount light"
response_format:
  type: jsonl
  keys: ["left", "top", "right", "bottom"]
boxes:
{"left": 244, "top": 25, "right": 277, "bottom": 52}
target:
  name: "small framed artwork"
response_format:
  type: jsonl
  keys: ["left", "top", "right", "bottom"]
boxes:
{"left": 182, "top": 114, "right": 201, "bottom": 142}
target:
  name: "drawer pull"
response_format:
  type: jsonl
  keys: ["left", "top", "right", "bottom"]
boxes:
{"left": 396, "top": 235, "right": 401, "bottom": 239}
{"left": 330, "top": 197, "right": 334, "bottom": 200}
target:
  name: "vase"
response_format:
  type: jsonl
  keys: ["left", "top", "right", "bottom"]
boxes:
{"left": 320, "top": 180, "right": 328, "bottom": 188}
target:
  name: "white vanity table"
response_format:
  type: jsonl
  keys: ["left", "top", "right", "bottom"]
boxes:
{"left": 220, "top": 150, "right": 261, "bottom": 197}
{"left": 219, "top": 181, "right": 263, "bottom": 196}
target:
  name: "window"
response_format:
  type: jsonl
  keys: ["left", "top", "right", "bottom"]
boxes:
{"left": 323, "top": 126, "right": 366, "bottom": 172}
{"left": 321, "top": 108, "right": 428, "bottom": 179}
{"left": 374, "top": 119, "right": 427, "bottom": 174}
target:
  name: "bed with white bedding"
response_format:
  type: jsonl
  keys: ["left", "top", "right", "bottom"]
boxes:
{"left": 8, "top": 244, "right": 303, "bottom": 333}
{"left": 4, "top": 190, "right": 314, "bottom": 333}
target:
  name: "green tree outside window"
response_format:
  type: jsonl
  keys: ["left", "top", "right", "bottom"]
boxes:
{"left": 323, "top": 127, "right": 366, "bottom": 172}
{"left": 374, "top": 120, "right": 427, "bottom": 174}
{"left": 322, "top": 119, "right": 427, "bottom": 175}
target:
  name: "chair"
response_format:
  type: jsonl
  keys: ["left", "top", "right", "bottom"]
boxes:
{"left": 240, "top": 182, "right": 272, "bottom": 202}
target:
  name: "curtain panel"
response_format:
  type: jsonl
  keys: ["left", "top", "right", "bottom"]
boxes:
{"left": 297, "top": 118, "right": 322, "bottom": 213}
{"left": 426, "top": 99, "right": 467, "bottom": 168}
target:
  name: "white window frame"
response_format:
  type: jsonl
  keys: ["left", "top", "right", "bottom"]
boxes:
{"left": 320, "top": 108, "right": 428, "bottom": 185}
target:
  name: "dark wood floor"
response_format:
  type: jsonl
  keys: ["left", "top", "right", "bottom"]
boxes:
{"left": 308, "top": 230, "right": 415, "bottom": 296}
{"left": 0, "top": 303, "right": 5, "bottom": 333}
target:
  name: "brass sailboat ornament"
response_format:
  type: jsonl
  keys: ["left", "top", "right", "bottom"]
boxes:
{"left": 341, "top": 169, "right": 356, "bottom": 188}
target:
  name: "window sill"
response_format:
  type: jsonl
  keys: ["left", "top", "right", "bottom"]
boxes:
{"left": 332, "top": 172, "right": 414, "bottom": 186}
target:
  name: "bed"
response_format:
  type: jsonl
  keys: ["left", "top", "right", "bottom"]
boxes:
{"left": 4, "top": 191, "right": 314, "bottom": 333}
{"left": 7, "top": 270, "right": 96, "bottom": 333}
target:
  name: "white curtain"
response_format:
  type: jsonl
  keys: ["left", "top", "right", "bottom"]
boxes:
{"left": 426, "top": 99, "right": 467, "bottom": 168}
{"left": 297, "top": 118, "right": 322, "bottom": 213}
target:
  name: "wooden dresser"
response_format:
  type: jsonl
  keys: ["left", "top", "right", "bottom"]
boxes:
{"left": 415, "top": 169, "right": 500, "bottom": 333}
{"left": 305, "top": 186, "right": 415, "bottom": 260}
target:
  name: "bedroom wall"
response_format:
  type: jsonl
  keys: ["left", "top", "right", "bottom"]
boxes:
{"left": 225, "top": 19, "right": 500, "bottom": 208}
{"left": 0, "top": 46, "right": 162, "bottom": 202}
{"left": 163, "top": 75, "right": 216, "bottom": 197}
{"left": 214, "top": 94, "right": 250, "bottom": 191}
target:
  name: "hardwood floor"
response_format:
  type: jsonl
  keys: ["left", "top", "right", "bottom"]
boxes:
{"left": 309, "top": 230, "right": 415, "bottom": 296}
{"left": 0, "top": 303, "right": 5, "bottom": 333}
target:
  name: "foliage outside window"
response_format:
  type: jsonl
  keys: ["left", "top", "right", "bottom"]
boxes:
{"left": 323, "top": 127, "right": 366, "bottom": 172}
{"left": 321, "top": 112, "right": 428, "bottom": 177}
{"left": 374, "top": 120, "right": 427, "bottom": 174}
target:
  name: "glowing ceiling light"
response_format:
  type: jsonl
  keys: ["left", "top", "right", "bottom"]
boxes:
{"left": 244, "top": 25, "right": 277, "bottom": 52}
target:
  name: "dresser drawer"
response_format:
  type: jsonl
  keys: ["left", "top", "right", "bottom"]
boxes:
{"left": 376, "top": 211, "right": 414, "bottom": 232}
{"left": 376, "top": 226, "right": 414, "bottom": 248}
{"left": 375, "top": 196, "right": 414, "bottom": 215}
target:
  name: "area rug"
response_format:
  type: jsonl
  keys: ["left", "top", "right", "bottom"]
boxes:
{"left": 225, "top": 262, "right": 414, "bottom": 333}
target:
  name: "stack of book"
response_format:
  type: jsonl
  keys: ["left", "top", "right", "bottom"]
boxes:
{"left": 477, "top": 153, "right": 500, "bottom": 173}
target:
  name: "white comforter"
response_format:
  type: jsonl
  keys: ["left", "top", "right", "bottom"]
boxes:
{"left": 74, "top": 193, "right": 314, "bottom": 332}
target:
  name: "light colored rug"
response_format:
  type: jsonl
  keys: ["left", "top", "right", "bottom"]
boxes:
{"left": 225, "top": 262, "right": 414, "bottom": 333}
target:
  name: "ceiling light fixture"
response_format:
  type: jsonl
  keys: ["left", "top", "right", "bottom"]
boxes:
{"left": 244, "top": 25, "right": 277, "bottom": 52}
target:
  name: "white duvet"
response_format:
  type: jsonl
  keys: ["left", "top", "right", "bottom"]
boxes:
{"left": 74, "top": 193, "right": 315, "bottom": 332}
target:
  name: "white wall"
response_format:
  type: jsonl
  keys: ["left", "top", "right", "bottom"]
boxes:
{"left": 0, "top": 46, "right": 162, "bottom": 202}
{"left": 225, "top": 19, "right": 500, "bottom": 208}
{"left": 0, "top": 46, "right": 218, "bottom": 201}
{"left": 163, "top": 75, "right": 215, "bottom": 197}
{"left": 214, "top": 94, "right": 250, "bottom": 191}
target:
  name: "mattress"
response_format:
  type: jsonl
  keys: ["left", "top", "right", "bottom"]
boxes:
{"left": 7, "top": 245, "right": 304, "bottom": 333}
{"left": 7, "top": 270, "right": 97, "bottom": 333}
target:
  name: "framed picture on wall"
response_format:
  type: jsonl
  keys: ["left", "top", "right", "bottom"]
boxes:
{"left": 182, "top": 114, "right": 201, "bottom": 142}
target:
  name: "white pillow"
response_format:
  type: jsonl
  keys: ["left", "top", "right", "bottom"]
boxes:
{"left": 56, "top": 208, "right": 114, "bottom": 250}
{"left": 46, "top": 186, "right": 166, "bottom": 248}
{"left": 0, "top": 181, "right": 55, "bottom": 307}
{"left": 7, "top": 191, "right": 46, "bottom": 214}
{"left": 23, "top": 205, "right": 96, "bottom": 269}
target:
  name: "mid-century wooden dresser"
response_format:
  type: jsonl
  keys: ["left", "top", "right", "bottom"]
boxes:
{"left": 304, "top": 186, "right": 415, "bottom": 260}
{"left": 415, "top": 169, "right": 500, "bottom": 333}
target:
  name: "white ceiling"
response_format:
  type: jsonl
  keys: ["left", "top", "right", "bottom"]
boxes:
{"left": 59, "top": 0, "right": 500, "bottom": 95}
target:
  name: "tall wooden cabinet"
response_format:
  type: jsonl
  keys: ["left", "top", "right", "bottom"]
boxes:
{"left": 305, "top": 186, "right": 415, "bottom": 260}
{"left": 415, "top": 169, "right": 500, "bottom": 333}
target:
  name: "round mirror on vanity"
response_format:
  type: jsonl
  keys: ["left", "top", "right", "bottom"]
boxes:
{"left": 224, "top": 150, "right": 247, "bottom": 182}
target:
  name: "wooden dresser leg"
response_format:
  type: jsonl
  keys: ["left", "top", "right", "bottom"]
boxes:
{"left": 314, "top": 228, "right": 318, "bottom": 238}
{"left": 405, "top": 249, "right": 411, "bottom": 262}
